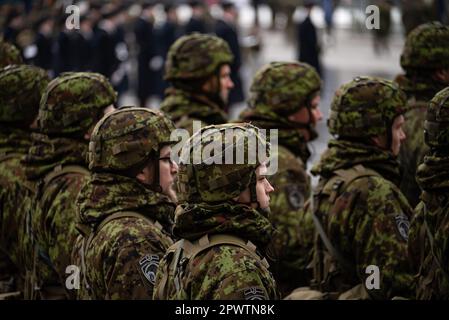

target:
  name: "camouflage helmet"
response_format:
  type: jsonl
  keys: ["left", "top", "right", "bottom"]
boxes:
{"left": 177, "top": 123, "right": 269, "bottom": 203}
{"left": 0, "top": 40, "right": 23, "bottom": 68}
{"left": 164, "top": 33, "right": 234, "bottom": 81}
{"left": 0, "top": 64, "right": 49, "bottom": 126}
{"left": 249, "top": 61, "right": 321, "bottom": 115}
{"left": 38, "top": 72, "right": 117, "bottom": 137}
{"left": 400, "top": 22, "right": 449, "bottom": 71}
{"left": 328, "top": 76, "right": 408, "bottom": 138}
{"left": 424, "top": 87, "right": 449, "bottom": 149}
{"left": 88, "top": 107, "right": 177, "bottom": 173}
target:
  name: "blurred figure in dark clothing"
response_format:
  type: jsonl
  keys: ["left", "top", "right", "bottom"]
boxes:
{"left": 134, "top": 1, "right": 158, "bottom": 107}
{"left": 70, "top": 15, "right": 94, "bottom": 72}
{"left": 215, "top": 1, "right": 245, "bottom": 108}
{"left": 33, "top": 14, "right": 54, "bottom": 71}
{"left": 185, "top": 0, "right": 209, "bottom": 34}
{"left": 53, "top": 16, "right": 72, "bottom": 75}
{"left": 3, "top": 8, "right": 24, "bottom": 48}
{"left": 155, "top": 2, "right": 182, "bottom": 99}
{"left": 297, "top": 2, "right": 321, "bottom": 76}
{"left": 401, "top": 0, "right": 438, "bottom": 35}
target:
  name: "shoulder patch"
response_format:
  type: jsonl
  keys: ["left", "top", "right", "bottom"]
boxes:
{"left": 138, "top": 254, "right": 159, "bottom": 285}
{"left": 243, "top": 286, "right": 267, "bottom": 300}
{"left": 285, "top": 184, "right": 305, "bottom": 210}
{"left": 395, "top": 214, "right": 410, "bottom": 241}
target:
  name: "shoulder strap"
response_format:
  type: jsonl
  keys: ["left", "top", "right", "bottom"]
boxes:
{"left": 158, "top": 234, "right": 269, "bottom": 299}
{"left": 313, "top": 165, "right": 381, "bottom": 273}
{"left": 43, "top": 164, "right": 90, "bottom": 186}
{"left": 78, "top": 211, "right": 162, "bottom": 297}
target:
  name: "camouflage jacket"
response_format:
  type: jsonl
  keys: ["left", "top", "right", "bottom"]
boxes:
{"left": 310, "top": 139, "right": 415, "bottom": 299}
{"left": 396, "top": 74, "right": 447, "bottom": 207}
{"left": 23, "top": 133, "right": 91, "bottom": 299}
{"left": 153, "top": 202, "right": 280, "bottom": 300}
{"left": 409, "top": 153, "right": 449, "bottom": 299}
{"left": 73, "top": 173, "right": 175, "bottom": 300}
{"left": 0, "top": 128, "right": 35, "bottom": 294}
{"left": 161, "top": 87, "right": 228, "bottom": 134}
{"left": 239, "top": 110, "right": 314, "bottom": 297}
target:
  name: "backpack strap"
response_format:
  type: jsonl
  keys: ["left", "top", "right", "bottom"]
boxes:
{"left": 78, "top": 211, "right": 161, "bottom": 297}
{"left": 313, "top": 165, "right": 382, "bottom": 280}
{"left": 157, "top": 233, "right": 269, "bottom": 299}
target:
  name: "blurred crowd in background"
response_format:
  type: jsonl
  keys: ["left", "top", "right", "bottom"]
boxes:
{"left": 1, "top": 0, "right": 448, "bottom": 111}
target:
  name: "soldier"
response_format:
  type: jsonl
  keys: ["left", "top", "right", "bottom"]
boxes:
{"left": 154, "top": 123, "right": 280, "bottom": 300}
{"left": 408, "top": 87, "right": 449, "bottom": 300}
{"left": 23, "top": 72, "right": 117, "bottom": 299}
{"left": 73, "top": 107, "right": 177, "bottom": 299}
{"left": 161, "top": 33, "right": 234, "bottom": 134}
{"left": 239, "top": 61, "right": 322, "bottom": 297}
{"left": 0, "top": 65, "right": 49, "bottom": 298}
{"left": 396, "top": 22, "right": 449, "bottom": 207}
{"left": 310, "top": 77, "right": 414, "bottom": 299}
{"left": 0, "top": 40, "right": 23, "bottom": 68}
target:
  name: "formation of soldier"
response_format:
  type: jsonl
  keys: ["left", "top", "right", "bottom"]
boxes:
{"left": 1, "top": 19, "right": 449, "bottom": 301}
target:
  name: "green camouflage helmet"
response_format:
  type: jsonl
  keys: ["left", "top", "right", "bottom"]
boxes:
{"left": 38, "top": 72, "right": 117, "bottom": 137}
{"left": 164, "top": 33, "right": 234, "bottom": 81}
{"left": 328, "top": 76, "right": 408, "bottom": 138}
{"left": 424, "top": 87, "right": 449, "bottom": 148}
{"left": 0, "top": 64, "right": 49, "bottom": 126}
{"left": 249, "top": 61, "right": 321, "bottom": 115}
{"left": 88, "top": 107, "right": 177, "bottom": 173}
{"left": 400, "top": 22, "right": 449, "bottom": 71}
{"left": 0, "top": 40, "right": 23, "bottom": 68}
{"left": 177, "top": 123, "right": 269, "bottom": 203}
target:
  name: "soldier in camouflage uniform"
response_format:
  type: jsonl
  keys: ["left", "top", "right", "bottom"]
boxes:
{"left": 154, "top": 123, "right": 280, "bottom": 300}
{"left": 0, "top": 65, "right": 49, "bottom": 297}
{"left": 396, "top": 22, "right": 449, "bottom": 207}
{"left": 161, "top": 33, "right": 234, "bottom": 134}
{"left": 22, "top": 72, "right": 117, "bottom": 299}
{"left": 310, "top": 77, "right": 414, "bottom": 299}
{"left": 408, "top": 87, "right": 449, "bottom": 300}
{"left": 0, "top": 40, "right": 23, "bottom": 68}
{"left": 72, "top": 107, "right": 177, "bottom": 299}
{"left": 239, "top": 62, "right": 322, "bottom": 297}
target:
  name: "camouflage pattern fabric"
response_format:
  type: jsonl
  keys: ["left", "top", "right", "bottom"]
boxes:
{"left": 23, "top": 134, "right": 90, "bottom": 299}
{"left": 410, "top": 154, "right": 449, "bottom": 299}
{"left": 19, "top": 72, "right": 116, "bottom": 299}
{"left": 408, "top": 87, "right": 449, "bottom": 299}
{"left": 310, "top": 139, "right": 415, "bottom": 299}
{"left": 0, "top": 129, "right": 35, "bottom": 295}
{"left": 396, "top": 22, "right": 449, "bottom": 206}
{"left": 0, "top": 65, "right": 48, "bottom": 295}
{"left": 328, "top": 77, "right": 408, "bottom": 139}
{"left": 161, "top": 87, "right": 228, "bottom": 134}
{"left": 240, "top": 105, "right": 316, "bottom": 296}
{"left": 0, "top": 65, "right": 49, "bottom": 126}
{"left": 38, "top": 72, "right": 116, "bottom": 138}
{"left": 0, "top": 40, "right": 23, "bottom": 68}
{"left": 400, "top": 22, "right": 449, "bottom": 71}
{"left": 154, "top": 123, "right": 279, "bottom": 300}
{"left": 154, "top": 202, "right": 279, "bottom": 300}
{"left": 395, "top": 74, "right": 448, "bottom": 207}
{"left": 73, "top": 173, "right": 175, "bottom": 299}
{"left": 164, "top": 33, "right": 233, "bottom": 81}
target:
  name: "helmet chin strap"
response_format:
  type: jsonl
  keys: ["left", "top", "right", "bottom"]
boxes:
{"left": 149, "top": 154, "right": 163, "bottom": 193}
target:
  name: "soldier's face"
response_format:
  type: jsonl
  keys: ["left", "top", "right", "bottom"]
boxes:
{"left": 159, "top": 145, "right": 179, "bottom": 201}
{"left": 255, "top": 164, "right": 274, "bottom": 209}
{"left": 391, "top": 115, "right": 406, "bottom": 156}
{"left": 219, "top": 64, "right": 234, "bottom": 104}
